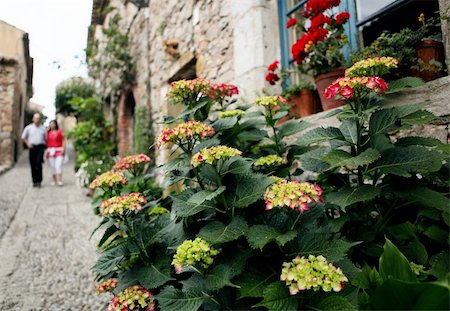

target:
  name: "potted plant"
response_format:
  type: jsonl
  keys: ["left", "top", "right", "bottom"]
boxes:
{"left": 281, "top": 81, "right": 321, "bottom": 118}
{"left": 411, "top": 13, "right": 447, "bottom": 81}
{"left": 288, "top": 0, "right": 351, "bottom": 110}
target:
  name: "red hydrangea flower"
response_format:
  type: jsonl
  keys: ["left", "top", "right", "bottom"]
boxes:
{"left": 335, "top": 12, "right": 350, "bottom": 24}
{"left": 265, "top": 72, "right": 280, "bottom": 85}
{"left": 303, "top": 0, "right": 341, "bottom": 18}
{"left": 286, "top": 17, "right": 298, "bottom": 28}
{"left": 268, "top": 60, "right": 279, "bottom": 72}
{"left": 324, "top": 76, "right": 388, "bottom": 99}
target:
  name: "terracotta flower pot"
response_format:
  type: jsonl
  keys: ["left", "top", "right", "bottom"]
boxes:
{"left": 411, "top": 39, "right": 446, "bottom": 82}
{"left": 315, "top": 68, "right": 346, "bottom": 111}
{"left": 288, "top": 89, "right": 322, "bottom": 118}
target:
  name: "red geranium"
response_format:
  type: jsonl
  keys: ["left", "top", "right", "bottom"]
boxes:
{"left": 309, "top": 14, "right": 331, "bottom": 31}
{"left": 265, "top": 72, "right": 280, "bottom": 85}
{"left": 286, "top": 17, "right": 298, "bottom": 28}
{"left": 308, "top": 27, "right": 329, "bottom": 43}
{"left": 335, "top": 12, "right": 350, "bottom": 24}
{"left": 303, "top": 0, "right": 341, "bottom": 18}
{"left": 268, "top": 61, "right": 279, "bottom": 72}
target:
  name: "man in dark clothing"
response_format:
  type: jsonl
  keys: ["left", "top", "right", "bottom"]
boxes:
{"left": 21, "top": 113, "right": 47, "bottom": 187}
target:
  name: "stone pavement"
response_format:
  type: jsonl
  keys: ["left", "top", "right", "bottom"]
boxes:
{"left": 0, "top": 150, "right": 109, "bottom": 310}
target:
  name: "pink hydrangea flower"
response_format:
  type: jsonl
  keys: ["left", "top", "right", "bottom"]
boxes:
{"left": 106, "top": 285, "right": 155, "bottom": 311}
{"left": 113, "top": 154, "right": 151, "bottom": 171}
{"left": 89, "top": 171, "right": 127, "bottom": 189}
{"left": 156, "top": 121, "right": 215, "bottom": 148}
{"left": 100, "top": 192, "right": 147, "bottom": 217}
{"left": 323, "top": 76, "right": 388, "bottom": 99}
{"left": 95, "top": 278, "right": 118, "bottom": 294}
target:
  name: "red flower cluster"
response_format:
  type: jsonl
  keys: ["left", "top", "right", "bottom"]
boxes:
{"left": 335, "top": 12, "right": 350, "bottom": 24}
{"left": 291, "top": 27, "right": 328, "bottom": 64}
{"left": 324, "top": 76, "right": 388, "bottom": 99}
{"left": 310, "top": 14, "right": 331, "bottom": 31}
{"left": 210, "top": 83, "right": 239, "bottom": 100}
{"left": 286, "top": 17, "right": 298, "bottom": 28}
{"left": 265, "top": 61, "right": 281, "bottom": 85}
{"left": 303, "top": 0, "right": 341, "bottom": 18}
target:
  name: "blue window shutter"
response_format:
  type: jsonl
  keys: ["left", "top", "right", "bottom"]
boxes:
{"left": 340, "top": 0, "right": 359, "bottom": 60}
{"left": 277, "top": 0, "right": 291, "bottom": 87}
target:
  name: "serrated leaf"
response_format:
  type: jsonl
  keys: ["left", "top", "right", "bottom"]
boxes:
{"left": 92, "top": 245, "right": 127, "bottom": 276}
{"left": 220, "top": 157, "right": 253, "bottom": 175}
{"left": 254, "top": 282, "right": 298, "bottom": 311}
{"left": 246, "top": 225, "right": 279, "bottom": 250}
{"left": 380, "top": 238, "right": 417, "bottom": 282}
{"left": 277, "top": 119, "right": 311, "bottom": 138}
{"left": 156, "top": 286, "right": 212, "bottom": 311}
{"left": 205, "top": 264, "right": 237, "bottom": 291}
{"left": 235, "top": 267, "right": 276, "bottom": 298}
{"left": 326, "top": 148, "right": 381, "bottom": 170}
{"left": 369, "top": 108, "right": 398, "bottom": 137}
{"left": 326, "top": 186, "right": 381, "bottom": 210}
{"left": 198, "top": 216, "right": 248, "bottom": 245}
{"left": 171, "top": 189, "right": 217, "bottom": 217}
{"left": 369, "top": 146, "right": 443, "bottom": 177}
{"left": 295, "top": 127, "right": 346, "bottom": 146}
{"left": 396, "top": 187, "right": 449, "bottom": 212}
{"left": 213, "top": 116, "right": 238, "bottom": 131}
{"left": 429, "top": 252, "right": 450, "bottom": 279}
{"left": 340, "top": 119, "right": 358, "bottom": 145}
{"left": 386, "top": 77, "right": 424, "bottom": 94}
{"left": 298, "top": 147, "right": 330, "bottom": 172}
{"left": 369, "top": 134, "right": 393, "bottom": 152}
{"left": 395, "top": 136, "right": 442, "bottom": 147}
{"left": 275, "top": 230, "right": 298, "bottom": 246}
{"left": 401, "top": 110, "right": 437, "bottom": 126}
{"left": 193, "top": 138, "right": 220, "bottom": 153}
{"left": 228, "top": 173, "right": 273, "bottom": 208}
{"left": 316, "top": 295, "right": 357, "bottom": 311}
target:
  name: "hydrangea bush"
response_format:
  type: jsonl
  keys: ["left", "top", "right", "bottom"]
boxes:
{"left": 89, "top": 56, "right": 449, "bottom": 310}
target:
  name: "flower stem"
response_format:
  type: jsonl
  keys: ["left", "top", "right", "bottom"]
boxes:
{"left": 290, "top": 211, "right": 302, "bottom": 231}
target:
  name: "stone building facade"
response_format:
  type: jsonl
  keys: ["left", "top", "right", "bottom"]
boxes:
{"left": 88, "top": 0, "right": 279, "bottom": 159}
{"left": 0, "top": 20, "right": 33, "bottom": 168}
{"left": 88, "top": 0, "right": 450, "bottom": 161}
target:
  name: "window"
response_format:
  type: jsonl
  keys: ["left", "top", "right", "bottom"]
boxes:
{"left": 277, "top": 0, "right": 359, "bottom": 86}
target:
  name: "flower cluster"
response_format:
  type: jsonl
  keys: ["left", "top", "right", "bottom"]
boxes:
{"left": 254, "top": 155, "right": 287, "bottom": 167}
{"left": 100, "top": 192, "right": 147, "bottom": 217}
{"left": 264, "top": 180, "right": 323, "bottom": 212}
{"left": 113, "top": 154, "right": 151, "bottom": 171}
{"left": 265, "top": 61, "right": 280, "bottom": 85}
{"left": 191, "top": 145, "right": 242, "bottom": 168}
{"left": 291, "top": 0, "right": 349, "bottom": 73}
{"left": 148, "top": 206, "right": 169, "bottom": 216}
{"left": 172, "top": 237, "right": 219, "bottom": 273}
{"left": 89, "top": 171, "right": 127, "bottom": 189}
{"left": 106, "top": 285, "right": 155, "bottom": 311}
{"left": 218, "top": 109, "right": 245, "bottom": 119}
{"left": 167, "top": 78, "right": 238, "bottom": 105}
{"left": 253, "top": 96, "right": 287, "bottom": 108}
{"left": 96, "top": 278, "right": 118, "bottom": 294}
{"left": 286, "top": 17, "right": 298, "bottom": 28}
{"left": 324, "top": 76, "right": 388, "bottom": 99}
{"left": 345, "top": 57, "right": 399, "bottom": 77}
{"left": 156, "top": 121, "right": 215, "bottom": 148}
{"left": 280, "top": 255, "right": 348, "bottom": 295}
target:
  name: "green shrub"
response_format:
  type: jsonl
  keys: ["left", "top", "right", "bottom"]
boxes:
{"left": 55, "top": 77, "right": 94, "bottom": 115}
{"left": 134, "top": 105, "right": 152, "bottom": 155}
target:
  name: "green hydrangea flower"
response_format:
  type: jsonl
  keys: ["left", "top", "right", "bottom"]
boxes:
{"left": 345, "top": 56, "right": 399, "bottom": 77}
{"left": 191, "top": 145, "right": 242, "bottom": 168}
{"left": 280, "top": 255, "right": 348, "bottom": 295}
{"left": 218, "top": 109, "right": 245, "bottom": 119}
{"left": 172, "top": 237, "right": 219, "bottom": 273}
{"left": 254, "top": 155, "right": 287, "bottom": 167}
{"left": 410, "top": 262, "right": 425, "bottom": 275}
{"left": 149, "top": 206, "right": 169, "bottom": 216}
{"left": 253, "top": 95, "right": 287, "bottom": 108}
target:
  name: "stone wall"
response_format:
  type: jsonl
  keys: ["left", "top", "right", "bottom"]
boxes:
{"left": 0, "top": 61, "right": 17, "bottom": 167}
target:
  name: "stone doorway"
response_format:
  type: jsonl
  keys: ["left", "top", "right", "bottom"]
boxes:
{"left": 117, "top": 90, "right": 136, "bottom": 156}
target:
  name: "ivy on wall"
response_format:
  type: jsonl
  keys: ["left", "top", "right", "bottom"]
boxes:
{"left": 134, "top": 105, "right": 153, "bottom": 155}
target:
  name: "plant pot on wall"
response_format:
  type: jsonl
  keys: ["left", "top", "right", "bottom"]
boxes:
{"left": 288, "top": 89, "right": 322, "bottom": 118}
{"left": 411, "top": 39, "right": 447, "bottom": 82}
{"left": 315, "top": 68, "right": 346, "bottom": 111}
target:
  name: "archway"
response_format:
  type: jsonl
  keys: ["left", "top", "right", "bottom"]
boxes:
{"left": 117, "top": 90, "right": 136, "bottom": 156}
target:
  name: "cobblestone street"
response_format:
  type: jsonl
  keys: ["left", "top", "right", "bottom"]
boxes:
{"left": 0, "top": 150, "right": 108, "bottom": 310}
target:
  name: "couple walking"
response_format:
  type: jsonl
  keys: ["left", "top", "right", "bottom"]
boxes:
{"left": 21, "top": 113, "right": 66, "bottom": 188}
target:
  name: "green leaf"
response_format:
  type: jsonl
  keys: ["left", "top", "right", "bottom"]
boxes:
{"left": 298, "top": 147, "right": 330, "bottom": 172}
{"left": 92, "top": 245, "right": 127, "bottom": 276}
{"left": 396, "top": 187, "right": 449, "bottom": 212}
{"left": 386, "top": 77, "right": 424, "bottom": 94}
{"left": 316, "top": 295, "right": 357, "bottom": 311}
{"left": 198, "top": 216, "right": 248, "bottom": 245}
{"left": 326, "top": 186, "right": 381, "bottom": 210}
{"left": 379, "top": 238, "right": 417, "bottom": 282}
{"left": 171, "top": 189, "right": 217, "bottom": 217}
{"left": 429, "top": 252, "right": 450, "bottom": 279}
{"left": 400, "top": 110, "right": 437, "bottom": 126}
{"left": 246, "top": 225, "right": 279, "bottom": 250}
{"left": 213, "top": 116, "right": 238, "bottom": 131}
{"left": 254, "top": 282, "right": 298, "bottom": 311}
{"left": 235, "top": 267, "right": 276, "bottom": 298}
{"left": 370, "top": 279, "right": 450, "bottom": 310}
{"left": 205, "top": 264, "right": 237, "bottom": 291}
{"left": 423, "top": 225, "right": 449, "bottom": 243}
{"left": 276, "top": 230, "right": 298, "bottom": 246}
{"left": 138, "top": 256, "right": 174, "bottom": 289}
{"left": 228, "top": 173, "right": 273, "bottom": 208}
{"left": 369, "top": 108, "right": 398, "bottom": 137}
{"left": 277, "top": 119, "right": 311, "bottom": 138}
{"left": 323, "top": 149, "right": 380, "bottom": 170}
{"left": 369, "top": 146, "right": 443, "bottom": 177}
{"left": 369, "top": 134, "right": 393, "bottom": 152}
{"left": 220, "top": 157, "right": 253, "bottom": 175}
{"left": 295, "top": 127, "right": 346, "bottom": 146}
{"left": 98, "top": 222, "right": 120, "bottom": 247}
{"left": 395, "top": 136, "right": 442, "bottom": 147}
{"left": 340, "top": 119, "right": 358, "bottom": 145}
{"left": 156, "top": 286, "right": 212, "bottom": 311}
